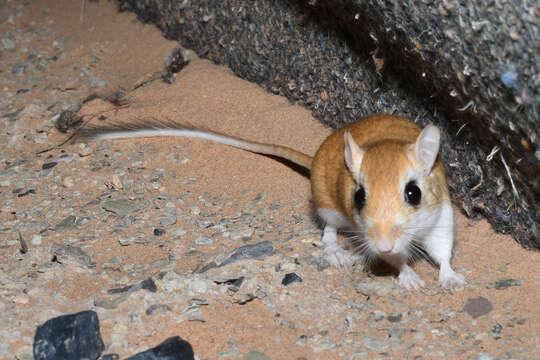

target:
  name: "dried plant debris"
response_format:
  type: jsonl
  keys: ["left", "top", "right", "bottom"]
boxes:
{"left": 54, "top": 110, "right": 83, "bottom": 133}
{"left": 162, "top": 47, "right": 191, "bottom": 84}
{"left": 117, "top": 0, "right": 539, "bottom": 249}
{"left": 104, "top": 90, "right": 130, "bottom": 108}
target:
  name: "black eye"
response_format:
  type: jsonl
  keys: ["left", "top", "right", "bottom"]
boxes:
{"left": 354, "top": 186, "right": 366, "bottom": 210}
{"left": 404, "top": 181, "right": 421, "bottom": 206}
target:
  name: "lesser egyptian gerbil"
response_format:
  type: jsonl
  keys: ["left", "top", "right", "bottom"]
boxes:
{"left": 79, "top": 114, "right": 466, "bottom": 290}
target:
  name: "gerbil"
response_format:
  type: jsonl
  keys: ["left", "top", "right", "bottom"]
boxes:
{"left": 80, "top": 114, "right": 466, "bottom": 290}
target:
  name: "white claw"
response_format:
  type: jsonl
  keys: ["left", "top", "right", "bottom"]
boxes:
{"left": 324, "top": 246, "right": 355, "bottom": 269}
{"left": 438, "top": 267, "right": 467, "bottom": 288}
{"left": 397, "top": 265, "right": 425, "bottom": 290}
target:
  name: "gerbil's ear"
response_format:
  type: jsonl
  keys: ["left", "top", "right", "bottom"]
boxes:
{"left": 413, "top": 125, "right": 440, "bottom": 176}
{"left": 344, "top": 131, "right": 365, "bottom": 181}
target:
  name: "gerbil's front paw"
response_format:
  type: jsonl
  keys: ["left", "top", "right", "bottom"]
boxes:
{"left": 324, "top": 246, "right": 355, "bottom": 269}
{"left": 438, "top": 268, "right": 466, "bottom": 288}
{"left": 397, "top": 267, "right": 425, "bottom": 290}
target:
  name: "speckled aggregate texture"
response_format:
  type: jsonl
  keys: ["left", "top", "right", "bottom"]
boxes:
{"left": 1, "top": 1, "right": 539, "bottom": 359}
{"left": 116, "top": 0, "right": 539, "bottom": 250}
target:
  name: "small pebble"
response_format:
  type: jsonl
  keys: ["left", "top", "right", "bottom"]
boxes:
{"left": 281, "top": 273, "right": 302, "bottom": 286}
{"left": 62, "top": 176, "right": 74, "bottom": 188}
{"left": 160, "top": 214, "right": 177, "bottom": 226}
{"left": 146, "top": 304, "right": 172, "bottom": 316}
{"left": 464, "top": 297, "right": 493, "bottom": 318}
{"left": 42, "top": 162, "right": 57, "bottom": 170}
{"left": 31, "top": 234, "right": 42, "bottom": 245}
{"left": 153, "top": 228, "right": 165, "bottom": 236}
{"left": 195, "top": 236, "right": 213, "bottom": 245}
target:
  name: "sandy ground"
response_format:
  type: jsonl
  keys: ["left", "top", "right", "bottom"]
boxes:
{"left": 0, "top": 1, "right": 539, "bottom": 359}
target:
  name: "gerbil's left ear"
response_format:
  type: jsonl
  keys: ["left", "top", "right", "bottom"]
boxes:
{"left": 344, "top": 131, "right": 365, "bottom": 181}
{"left": 413, "top": 125, "right": 440, "bottom": 176}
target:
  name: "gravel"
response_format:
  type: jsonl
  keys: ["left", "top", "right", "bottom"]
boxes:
{"left": 0, "top": 1, "right": 537, "bottom": 359}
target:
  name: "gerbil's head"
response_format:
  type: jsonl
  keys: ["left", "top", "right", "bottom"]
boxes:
{"left": 343, "top": 125, "right": 447, "bottom": 257}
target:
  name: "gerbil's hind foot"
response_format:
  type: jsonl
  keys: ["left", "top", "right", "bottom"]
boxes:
{"left": 438, "top": 264, "right": 466, "bottom": 288}
{"left": 397, "top": 265, "right": 425, "bottom": 290}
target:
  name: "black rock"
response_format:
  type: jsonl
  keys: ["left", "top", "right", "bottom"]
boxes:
{"left": 141, "top": 277, "right": 158, "bottom": 292}
{"left": 125, "top": 336, "right": 194, "bottom": 360}
{"left": 108, "top": 277, "right": 157, "bottom": 295}
{"left": 281, "top": 273, "right": 302, "bottom": 286}
{"left": 153, "top": 228, "right": 165, "bottom": 236}
{"left": 33, "top": 310, "right": 104, "bottom": 360}
{"left": 42, "top": 162, "right": 58, "bottom": 170}
{"left": 17, "top": 188, "right": 36, "bottom": 197}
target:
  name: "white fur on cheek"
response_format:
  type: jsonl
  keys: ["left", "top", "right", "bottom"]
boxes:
{"left": 393, "top": 205, "right": 443, "bottom": 255}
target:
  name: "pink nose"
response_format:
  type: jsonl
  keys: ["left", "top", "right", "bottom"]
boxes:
{"left": 376, "top": 238, "right": 393, "bottom": 253}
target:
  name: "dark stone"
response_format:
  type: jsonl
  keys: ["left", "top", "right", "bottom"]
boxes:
{"left": 17, "top": 189, "right": 36, "bottom": 197}
{"left": 387, "top": 314, "right": 402, "bottom": 323}
{"left": 108, "top": 277, "right": 157, "bottom": 294}
{"left": 125, "top": 336, "right": 194, "bottom": 360}
{"left": 281, "top": 273, "right": 302, "bottom": 286}
{"left": 214, "top": 276, "right": 245, "bottom": 288}
{"left": 33, "top": 310, "right": 104, "bottom": 360}
{"left": 107, "top": 285, "right": 132, "bottom": 294}
{"left": 464, "top": 297, "right": 493, "bottom": 319}
{"left": 141, "top": 277, "right": 158, "bottom": 292}
{"left": 220, "top": 241, "right": 274, "bottom": 267}
{"left": 490, "top": 323, "right": 503, "bottom": 339}
{"left": 146, "top": 304, "right": 172, "bottom": 315}
{"left": 487, "top": 278, "right": 522, "bottom": 290}
{"left": 153, "top": 228, "right": 165, "bottom": 236}
{"left": 116, "top": 0, "right": 539, "bottom": 250}
{"left": 42, "top": 162, "right": 57, "bottom": 170}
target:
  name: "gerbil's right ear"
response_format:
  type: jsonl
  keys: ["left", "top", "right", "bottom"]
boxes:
{"left": 344, "top": 131, "right": 365, "bottom": 181}
{"left": 413, "top": 125, "right": 440, "bottom": 176}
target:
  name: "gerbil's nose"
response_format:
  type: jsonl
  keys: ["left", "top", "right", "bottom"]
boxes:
{"left": 376, "top": 238, "right": 393, "bottom": 253}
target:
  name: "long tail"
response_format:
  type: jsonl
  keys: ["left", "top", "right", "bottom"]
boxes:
{"left": 77, "top": 119, "right": 313, "bottom": 170}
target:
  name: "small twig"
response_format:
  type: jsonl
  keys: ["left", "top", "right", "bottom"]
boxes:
{"left": 486, "top": 146, "right": 500, "bottom": 162}
{"left": 470, "top": 171, "right": 484, "bottom": 191}
{"left": 457, "top": 100, "right": 475, "bottom": 112}
{"left": 18, "top": 231, "right": 28, "bottom": 254}
{"left": 456, "top": 123, "right": 467, "bottom": 136}
{"left": 500, "top": 153, "right": 519, "bottom": 200}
